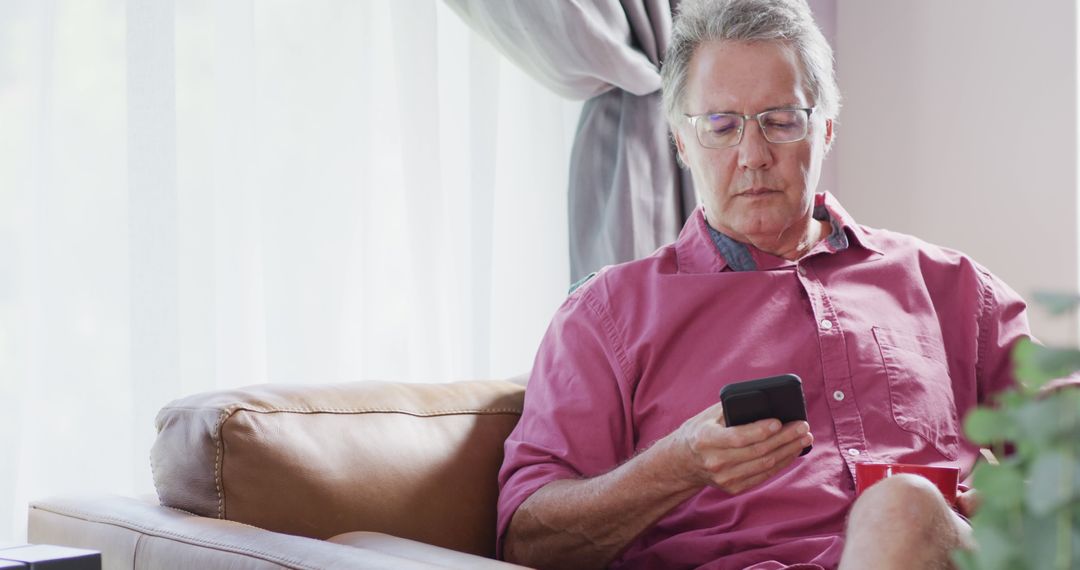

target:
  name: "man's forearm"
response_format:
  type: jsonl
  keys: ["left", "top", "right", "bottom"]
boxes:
{"left": 503, "top": 436, "right": 700, "bottom": 569}
{"left": 502, "top": 406, "right": 812, "bottom": 568}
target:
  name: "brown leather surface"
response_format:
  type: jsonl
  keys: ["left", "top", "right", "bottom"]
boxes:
{"left": 28, "top": 498, "right": 139, "bottom": 570}
{"left": 30, "top": 495, "right": 519, "bottom": 569}
{"left": 327, "top": 531, "right": 527, "bottom": 569}
{"left": 152, "top": 380, "right": 525, "bottom": 558}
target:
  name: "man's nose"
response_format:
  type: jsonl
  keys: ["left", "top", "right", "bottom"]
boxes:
{"left": 738, "top": 121, "right": 773, "bottom": 170}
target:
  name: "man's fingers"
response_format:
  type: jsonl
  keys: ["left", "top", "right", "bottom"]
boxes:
{"left": 724, "top": 433, "right": 812, "bottom": 493}
{"left": 726, "top": 420, "right": 808, "bottom": 458}
{"left": 714, "top": 427, "right": 812, "bottom": 485}
{"left": 725, "top": 456, "right": 797, "bottom": 494}
{"left": 717, "top": 418, "right": 784, "bottom": 447}
{"left": 699, "top": 422, "right": 811, "bottom": 487}
{"left": 769, "top": 430, "right": 812, "bottom": 462}
{"left": 957, "top": 489, "right": 981, "bottom": 518}
{"left": 692, "top": 417, "right": 783, "bottom": 456}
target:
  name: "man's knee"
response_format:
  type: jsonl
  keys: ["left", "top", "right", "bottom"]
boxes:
{"left": 849, "top": 474, "right": 951, "bottom": 533}
{"left": 842, "top": 474, "right": 969, "bottom": 569}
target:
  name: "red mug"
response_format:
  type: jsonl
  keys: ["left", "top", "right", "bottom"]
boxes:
{"left": 854, "top": 462, "right": 960, "bottom": 507}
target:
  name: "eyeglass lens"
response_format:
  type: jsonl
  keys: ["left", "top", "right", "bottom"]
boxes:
{"left": 697, "top": 109, "right": 809, "bottom": 148}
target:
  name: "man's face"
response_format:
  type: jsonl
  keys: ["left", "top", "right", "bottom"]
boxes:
{"left": 673, "top": 40, "right": 833, "bottom": 244}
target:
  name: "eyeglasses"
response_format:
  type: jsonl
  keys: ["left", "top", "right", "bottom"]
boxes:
{"left": 684, "top": 107, "right": 815, "bottom": 149}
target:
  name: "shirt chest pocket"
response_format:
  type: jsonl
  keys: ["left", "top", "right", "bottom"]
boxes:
{"left": 872, "top": 326, "right": 960, "bottom": 460}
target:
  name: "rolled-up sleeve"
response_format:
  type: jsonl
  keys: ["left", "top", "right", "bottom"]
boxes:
{"left": 974, "top": 266, "right": 1032, "bottom": 402}
{"left": 496, "top": 285, "right": 636, "bottom": 557}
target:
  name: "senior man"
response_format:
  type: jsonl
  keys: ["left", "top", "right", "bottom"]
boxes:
{"left": 496, "top": 0, "right": 1030, "bottom": 568}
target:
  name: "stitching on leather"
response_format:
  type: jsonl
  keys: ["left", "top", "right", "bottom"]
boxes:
{"left": 215, "top": 414, "right": 223, "bottom": 519}
{"left": 132, "top": 528, "right": 143, "bottom": 568}
{"left": 148, "top": 446, "right": 160, "bottom": 514}
{"left": 214, "top": 406, "right": 243, "bottom": 520}
{"left": 32, "top": 503, "right": 321, "bottom": 570}
{"left": 157, "top": 503, "right": 278, "bottom": 535}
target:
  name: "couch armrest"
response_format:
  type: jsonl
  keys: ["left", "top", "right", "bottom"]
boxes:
{"left": 151, "top": 380, "right": 525, "bottom": 557}
{"left": 29, "top": 495, "right": 528, "bottom": 570}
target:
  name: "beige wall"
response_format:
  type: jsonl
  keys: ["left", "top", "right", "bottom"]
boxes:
{"left": 833, "top": 1, "right": 1078, "bottom": 346}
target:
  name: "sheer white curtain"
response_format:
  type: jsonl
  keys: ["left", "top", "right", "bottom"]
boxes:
{"left": 0, "top": 0, "right": 578, "bottom": 540}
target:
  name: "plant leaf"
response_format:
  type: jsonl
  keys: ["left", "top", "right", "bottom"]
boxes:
{"left": 1073, "top": 527, "right": 1080, "bottom": 568}
{"left": 1014, "top": 338, "right": 1050, "bottom": 389}
{"left": 1037, "top": 347, "right": 1080, "bottom": 385}
{"left": 950, "top": 547, "right": 978, "bottom": 570}
{"left": 973, "top": 463, "right": 1025, "bottom": 512}
{"left": 995, "top": 389, "right": 1027, "bottom": 409}
{"left": 969, "top": 523, "right": 1018, "bottom": 570}
{"left": 1033, "top": 291, "right": 1080, "bottom": 316}
{"left": 1046, "top": 391, "right": 1080, "bottom": 444}
{"left": 1011, "top": 397, "right": 1066, "bottom": 447}
{"left": 1026, "top": 450, "right": 1072, "bottom": 516}
{"left": 1021, "top": 511, "right": 1064, "bottom": 570}
{"left": 964, "top": 407, "right": 1008, "bottom": 445}
{"left": 1013, "top": 338, "right": 1080, "bottom": 391}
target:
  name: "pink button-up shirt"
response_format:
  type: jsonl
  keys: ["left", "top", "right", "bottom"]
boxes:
{"left": 497, "top": 193, "right": 1030, "bottom": 569}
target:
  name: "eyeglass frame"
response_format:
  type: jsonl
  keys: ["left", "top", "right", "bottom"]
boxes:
{"left": 683, "top": 107, "right": 816, "bottom": 149}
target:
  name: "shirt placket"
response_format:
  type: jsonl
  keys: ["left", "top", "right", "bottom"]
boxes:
{"left": 796, "top": 262, "right": 870, "bottom": 485}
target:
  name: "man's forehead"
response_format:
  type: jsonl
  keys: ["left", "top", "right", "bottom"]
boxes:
{"left": 683, "top": 40, "right": 809, "bottom": 114}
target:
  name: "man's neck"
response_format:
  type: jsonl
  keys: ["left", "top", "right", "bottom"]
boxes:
{"left": 710, "top": 216, "right": 830, "bottom": 262}
{"left": 772, "top": 218, "right": 829, "bottom": 261}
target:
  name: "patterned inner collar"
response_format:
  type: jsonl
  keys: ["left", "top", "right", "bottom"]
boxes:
{"left": 705, "top": 204, "right": 849, "bottom": 272}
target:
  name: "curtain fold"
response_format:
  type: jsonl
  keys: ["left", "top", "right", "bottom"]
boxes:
{"left": 446, "top": 0, "right": 697, "bottom": 281}
{"left": 570, "top": 89, "right": 695, "bottom": 278}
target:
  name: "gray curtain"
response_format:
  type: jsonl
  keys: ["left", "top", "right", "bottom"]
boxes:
{"left": 445, "top": 0, "right": 697, "bottom": 282}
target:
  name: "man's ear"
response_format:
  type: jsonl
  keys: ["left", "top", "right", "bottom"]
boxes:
{"left": 673, "top": 130, "right": 690, "bottom": 169}
{"left": 824, "top": 118, "right": 834, "bottom": 150}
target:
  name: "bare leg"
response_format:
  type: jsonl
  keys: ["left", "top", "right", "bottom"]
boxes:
{"left": 839, "top": 474, "right": 973, "bottom": 570}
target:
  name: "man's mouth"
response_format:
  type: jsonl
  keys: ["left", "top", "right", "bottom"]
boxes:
{"left": 737, "top": 188, "right": 779, "bottom": 197}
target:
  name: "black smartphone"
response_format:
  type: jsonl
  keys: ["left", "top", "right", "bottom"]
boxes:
{"left": 719, "top": 373, "right": 812, "bottom": 456}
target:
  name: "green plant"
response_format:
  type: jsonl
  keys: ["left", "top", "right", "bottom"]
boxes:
{"left": 954, "top": 292, "right": 1080, "bottom": 570}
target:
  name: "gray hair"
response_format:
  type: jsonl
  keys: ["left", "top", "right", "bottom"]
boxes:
{"left": 661, "top": 0, "right": 840, "bottom": 126}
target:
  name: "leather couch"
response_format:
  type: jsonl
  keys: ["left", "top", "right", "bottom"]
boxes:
{"left": 28, "top": 379, "right": 531, "bottom": 569}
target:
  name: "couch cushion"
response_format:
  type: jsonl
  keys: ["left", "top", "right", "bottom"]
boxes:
{"left": 30, "top": 495, "right": 528, "bottom": 569}
{"left": 151, "top": 380, "right": 525, "bottom": 558}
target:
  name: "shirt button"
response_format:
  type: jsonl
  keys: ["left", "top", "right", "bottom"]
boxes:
{"left": 833, "top": 390, "right": 845, "bottom": 401}
{"left": 820, "top": 319, "right": 833, "bottom": 330}
{"left": 848, "top": 448, "right": 861, "bottom": 457}
{"left": 797, "top": 266, "right": 807, "bottom": 276}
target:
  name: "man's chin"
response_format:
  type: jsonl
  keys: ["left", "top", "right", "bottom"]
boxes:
{"left": 729, "top": 217, "right": 794, "bottom": 242}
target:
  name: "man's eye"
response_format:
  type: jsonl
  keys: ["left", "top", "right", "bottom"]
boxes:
{"left": 765, "top": 119, "right": 796, "bottom": 129}
{"left": 706, "top": 116, "right": 738, "bottom": 133}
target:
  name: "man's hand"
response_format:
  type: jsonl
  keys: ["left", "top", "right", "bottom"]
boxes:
{"left": 668, "top": 401, "right": 813, "bottom": 494}
{"left": 957, "top": 488, "right": 981, "bottom": 518}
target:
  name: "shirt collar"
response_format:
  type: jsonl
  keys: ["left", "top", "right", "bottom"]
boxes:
{"left": 675, "top": 192, "right": 883, "bottom": 274}
{"left": 814, "top": 191, "right": 884, "bottom": 256}
{"left": 705, "top": 224, "right": 758, "bottom": 271}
